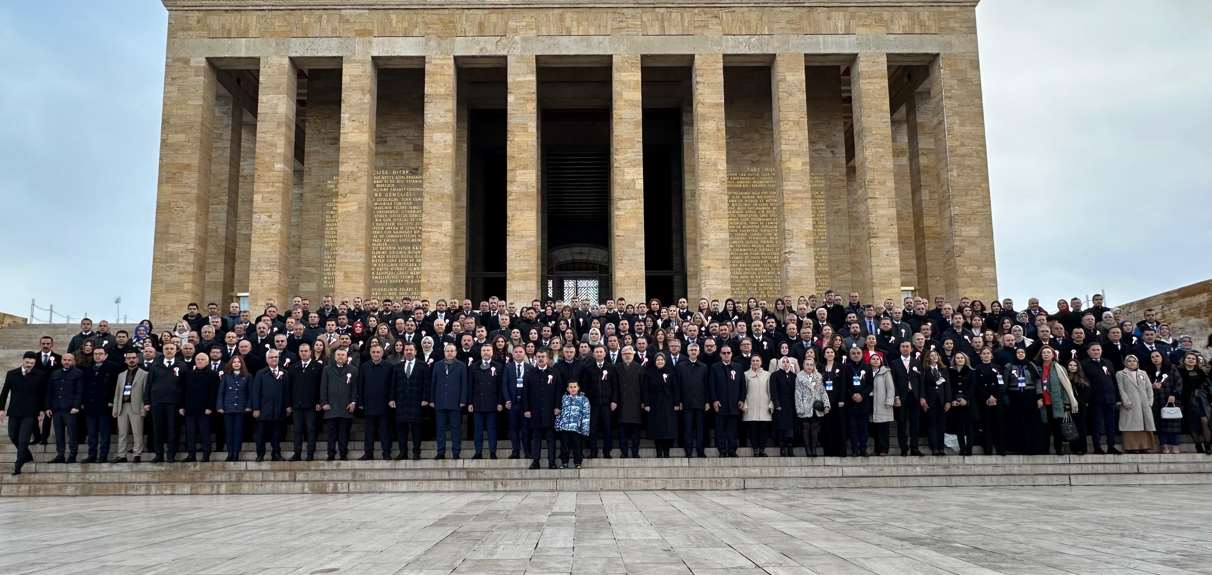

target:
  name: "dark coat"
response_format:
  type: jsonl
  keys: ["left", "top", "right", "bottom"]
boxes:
{"left": 522, "top": 366, "right": 562, "bottom": 429}
{"left": 580, "top": 361, "right": 619, "bottom": 407}
{"left": 216, "top": 372, "right": 250, "bottom": 413}
{"left": 972, "top": 361, "right": 1006, "bottom": 416}
{"left": 182, "top": 368, "right": 219, "bottom": 416}
{"left": 615, "top": 360, "right": 646, "bottom": 425}
{"left": 146, "top": 359, "right": 185, "bottom": 407}
{"left": 503, "top": 360, "right": 529, "bottom": 407}
{"left": 709, "top": 361, "right": 746, "bottom": 416}
{"left": 771, "top": 369, "right": 798, "bottom": 431}
{"left": 391, "top": 358, "right": 430, "bottom": 422}
{"left": 355, "top": 360, "right": 394, "bottom": 416}
{"left": 468, "top": 360, "right": 505, "bottom": 412}
{"left": 250, "top": 367, "right": 291, "bottom": 421}
{"left": 46, "top": 367, "right": 83, "bottom": 412}
{"left": 320, "top": 362, "right": 358, "bottom": 419}
{"left": 675, "top": 360, "right": 711, "bottom": 410}
{"left": 288, "top": 359, "right": 324, "bottom": 409}
{"left": 921, "top": 364, "right": 953, "bottom": 408}
{"left": 821, "top": 363, "right": 846, "bottom": 409}
{"left": 81, "top": 361, "right": 116, "bottom": 413}
{"left": 643, "top": 363, "right": 679, "bottom": 440}
{"left": 888, "top": 354, "right": 923, "bottom": 402}
{"left": 1082, "top": 357, "right": 1119, "bottom": 405}
{"left": 839, "top": 363, "right": 874, "bottom": 414}
{"left": 430, "top": 360, "right": 468, "bottom": 411}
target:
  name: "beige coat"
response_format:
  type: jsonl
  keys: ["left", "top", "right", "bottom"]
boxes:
{"left": 742, "top": 369, "right": 772, "bottom": 422}
{"left": 111, "top": 368, "right": 148, "bottom": 417}
{"left": 871, "top": 366, "right": 896, "bottom": 423}
{"left": 1116, "top": 369, "right": 1155, "bottom": 432}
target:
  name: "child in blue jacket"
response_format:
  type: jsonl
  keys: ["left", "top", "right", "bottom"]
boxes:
{"left": 555, "top": 380, "right": 591, "bottom": 468}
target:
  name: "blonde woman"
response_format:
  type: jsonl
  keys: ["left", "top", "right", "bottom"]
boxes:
{"left": 742, "top": 354, "right": 774, "bottom": 457}
{"left": 869, "top": 354, "right": 896, "bottom": 456}
{"left": 794, "top": 358, "right": 829, "bottom": 457}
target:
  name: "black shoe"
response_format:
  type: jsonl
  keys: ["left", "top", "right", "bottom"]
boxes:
{"left": 587, "top": 452, "right": 597, "bottom": 459}
{"left": 151, "top": 456, "right": 164, "bottom": 464}
{"left": 290, "top": 454, "right": 302, "bottom": 462}
{"left": 181, "top": 456, "right": 197, "bottom": 463}
{"left": 271, "top": 455, "right": 283, "bottom": 462}
{"left": 434, "top": 454, "right": 445, "bottom": 460}
{"left": 201, "top": 455, "right": 210, "bottom": 462}
{"left": 49, "top": 456, "right": 66, "bottom": 464}
{"left": 81, "top": 457, "right": 96, "bottom": 464}
{"left": 603, "top": 452, "right": 612, "bottom": 459}
{"left": 358, "top": 454, "right": 373, "bottom": 461}
{"left": 1205, "top": 442, "right": 1211, "bottom": 455}
{"left": 66, "top": 455, "right": 77, "bottom": 464}
{"left": 911, "top": 450, "right": 925, "bottom": 457}
{"left": 255, "top": 456, "right": 264, "bottom": 462}
{"left": 306, "top": 454, "right": 315, "bottom": 462}
{"left": 326, "top": 455, "right": 336, "bottom": 461}
{"left": 490, "top": 452, "right": 498, "bottom": 460}
{"left": 548, "top": 462, "right": 558, "bottom": 469}
{"left": 529, "top": 460, "right": 540, "bottom": 470}
{"left": 225, "top": 455, "right": 236, "bottom": 462}
{"left": 412, "top": 451, "right": 421, "bottom": 460}
{"left": 575, "top": 463, "right": 582, "bottom": 469}
{"left": 339, "top": 453, "right": 348, "bottom": 461}
{"left": 509, "top": 452, "right": 520, "bottom": 459}
{"left": 472, "top": 453, "right": 482, "bottom": 460}
{"left": 560, "top": 462, "right": 568, "bottom": 469}
{"left": 10, "top": 465, "right": 20, "bottom": 476}
{"left": 1108, "top": 448, "right": 1122, "bottom": 455}
{"left": 632, "top": 451, "right": 640, "bottom": 458}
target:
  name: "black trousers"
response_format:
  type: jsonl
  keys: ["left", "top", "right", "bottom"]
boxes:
{"left": 1045, "top": 411, "right": 1066, "bottom": 455}
{"left": 847, "top": 411, "right": 869, "bottom": 454}
{"left": 150, "top": 404, "right": 178, "bottom": 459}
{"left": 1067, "top": 410, "right": 1088, "bottom": 454}
{"left": 7, "top": 416, "right": 36, "bottom": 470}
{"left": 507, "top": 407, "right": 529, "bottom": 457}
{"left": 799, "top": 418, "right": 821, "bottom": 454}
{"left": 224, "top": 413, "right": 245, "bottom": 457}
{"left": 979, "top": 405, "right": 1005, "bottom": 455}
{"left": 396, "top": 420, "right": 424, "bottom": 456}
{"left": 588, "top": 404, "right": 613, "bottom": 455}
{"left": 292, "top": 408, "right": 320, "bottom": 456}
{"left": 823, "top": 408, "right": 847, "bottom": 456}
{"left": 530, "top": 426, "right": 557, "bottom": 464}
{"left": 35, "top": 412, "right": 51, "bottom": 444}
{"left": 682, "top": 409, "right": 706, "bottom": 455}
{"left": 617, "top": 422, "right": 640, "bottom": 456}
{"left": 84, "top": 412, "right": 112, "bottom": 460}
{"left": 895, "top": 403, "right": 920, "bottom": 454}
{"left": 872, "top": 421, "right": 890, "bottom": 454}
{"left": 51, "top": 411, "right": 78, "bottom": 458}
{"left": 363, "top": 414, "right": 391, "bottom": 457}
{"left": 1089, "top": 402, "right": 1118, "bottom": 450}
{"left": 716, "top": 414, "right": 739, "bottom": 455}
{"left": 255, "top": 419, "right": 283, "bottom": 458}
{"left": 925, "top": 405, "right": 946, "bottom": 451}
{"left": 559, "top": 430, "right": 584, "bottom": 465}
{"left": 183, "top": 414, "right": 211, "bottom": 457}
{"left": 748, "top": 421, "right": 770, "bottom": 450}
{"left": 326, "top": 418, "right": 351, "bottom": 457}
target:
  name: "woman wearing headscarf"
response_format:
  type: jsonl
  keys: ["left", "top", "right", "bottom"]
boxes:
{"left": 1116, "top": 355, "right": 1156, "bottom": 453}
{"left": 771, "top": 356, "right": 799, "bottom": 456}
{"left": 642, "top": 353, "right": 679, "bottom": 458}
{"left": 794, "top": 358, "right": 829, "bottom": 457}
{"left": 1002, "top": 348, "right": 1043, "bottom": 455}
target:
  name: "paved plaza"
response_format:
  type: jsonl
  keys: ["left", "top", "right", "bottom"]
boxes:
{"left": 1, "top": 486, "right": 1210, "bottom": 574}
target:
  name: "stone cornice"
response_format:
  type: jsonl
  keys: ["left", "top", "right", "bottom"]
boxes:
{"left": 163, "top": 0, "right": 980, "bottom": 10}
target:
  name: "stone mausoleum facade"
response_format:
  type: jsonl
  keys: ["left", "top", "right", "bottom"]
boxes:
{"left": 150, "top": 0, "right": 997, "bottom": 324}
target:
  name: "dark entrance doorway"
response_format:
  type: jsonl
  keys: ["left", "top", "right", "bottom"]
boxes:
{"left": 643, "top": 108, "right": 686, "bottom": 303}
{"left": 466, "top": 108, "right": 507, "bottom": 301}
{"left": 541, "top": 108, "right": 611, "bottom": 303}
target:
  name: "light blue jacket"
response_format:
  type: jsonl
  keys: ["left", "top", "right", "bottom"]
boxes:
{"left": 555, "top": 393, "right": 591, "bottom": 436}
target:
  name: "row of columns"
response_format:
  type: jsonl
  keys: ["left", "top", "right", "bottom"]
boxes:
{"left": 150, "top": 50, "right": 995, "bottom": 325}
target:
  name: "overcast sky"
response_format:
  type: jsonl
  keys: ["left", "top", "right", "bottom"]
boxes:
{"left": 0, "top": 0, "right": 1209, "bottom": 323}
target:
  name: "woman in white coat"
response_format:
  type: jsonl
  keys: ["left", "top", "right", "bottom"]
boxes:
{"left": 869, "top": 354, "right": 897, "bottom": 456}
{"left": 1116, "top": 354, "right": 1156, "bottom": 453}
{"left": 742, "top": 354, "right": 774, "bottom": 457}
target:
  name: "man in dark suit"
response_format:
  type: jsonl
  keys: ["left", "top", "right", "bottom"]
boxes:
{"left": 81, "top": 347, "right": 116, "bottom": 463}
{"left": 2, "top": 353, "right": 46, "bottom": 475}
{"left": 288, "top": 342, "right": 324, "bottom": 461}
{"left": 709, "top": 347, "right": 745, "bottom": 457}
{"left": 31, "top": 336, "right": 62, "bottom": 445}
{"left": 390, "top": 343, "right": 429, "bottom": 460}
{"left": 1082, "top": 344, "right": 1121, "bottom": 454}
{"left": 355, "top": 344, "right": 393, "bottom": 460}
{"left": 888, "top": 341, "right": 924, "bottom": 456}
{"left": 145, "top": 342, "right": 185, "bottom": 463}
{"left": 45, "top": 352, "right": 83, "bottom": 463}
{"left": 250, "top": 349, "right": 292, "bottom": 461}
{"left": 524, "top": 349, "right": 562, "bottom": 470}
{"left": 676, "top": 343, "right": 711, "bottom": 458}
{"left": 430, "top": 343, "right": 468, "bottom": 460}
{"left": 467, "top": 343, "right": 505, "bottom": 459}
{"left": 503, "top": 345, "right": 531, "bottom": 459}
{"left": 580, "top": 345, "right": 618, "bottom": 458}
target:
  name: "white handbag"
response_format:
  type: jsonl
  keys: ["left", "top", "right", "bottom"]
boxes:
{"left": 1161, "top": 403, "right": 1183, "bottom": 420}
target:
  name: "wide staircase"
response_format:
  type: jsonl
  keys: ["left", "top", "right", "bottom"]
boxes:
{"left": 0, "top": 323, "right": 138, "bottom": 368}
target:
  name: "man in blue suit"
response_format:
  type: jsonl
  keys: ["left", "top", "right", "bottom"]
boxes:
{"left": 430, "top": 343, "right": 468, "bottom": 460}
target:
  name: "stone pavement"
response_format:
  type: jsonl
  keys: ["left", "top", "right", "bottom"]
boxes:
{"left": 1, "top": 486, "right": 1209, "bottom": 574}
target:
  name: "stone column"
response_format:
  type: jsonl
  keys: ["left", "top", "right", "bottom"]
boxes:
{"left": 928, "top": 52, "right": 998, "bottom": 303}
{"left": 806, "top": 66, "right": 848, "bottom": 296}
{"left": 150, "top": 57, "right": 216, "bottom": 326}
{"left": 506, "top": 54, "right": 540, "bottom": 305}
{"left": 691, "top": 53, "right": 730, "bottom": 300}
{"left": 204, "top": 89, "right": 242, "bottom": 308}
{"left": 249, "top": 56, "right": 297, "bottom": 311}
{"left": 892, "top": 110, "right": 918, "bottom": 291}
{"left": 611, "top": 54, "right": 646, "bottom": 304}
{"left": 334, "top": 55, "right": 377, "bottom": 301}
{"left": 421, "top": 55, "right": 458, "bottom": 300}
{"left": 907, "top": 92, "right": 947, "bottom": 300}
{"left": 850, "top": 51, "right": 902, "bottom": 305}
{"left": 772, "top": 53, "right": 814, "bottom": 298}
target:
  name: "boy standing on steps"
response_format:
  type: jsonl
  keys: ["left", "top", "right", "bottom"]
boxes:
{"left": 556, "top": 380, "right": 590, "bottom": 469}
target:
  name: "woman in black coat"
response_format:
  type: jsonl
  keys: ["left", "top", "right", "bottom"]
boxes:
{"left": 921, "top": 349, "right": 953, "bottom": 456}
{"left": 615, "top": 351, "right": 646, "bottom": 458}
{"left": 946, "top": 352, "right": 975, "bottom": 455}
{"left": 643, "top": 353, "right": 679, "bottom": 457}
{"left": 819, "top": 347, "right": 847, "bottom": 457}
{"left": 770, "top": 356, "right": 799, "bottom": 456}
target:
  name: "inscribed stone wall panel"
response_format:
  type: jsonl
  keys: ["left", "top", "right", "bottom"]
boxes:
{"left": 372, "top": 69, "right": 424, "bottom": 297}
{"left": 724, "top": 67, "right": 778, "bottom": 301}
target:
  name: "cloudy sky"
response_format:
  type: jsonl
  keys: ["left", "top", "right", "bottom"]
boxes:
{"left": 0, "top": 0, "right": 1209, "bottom": 323}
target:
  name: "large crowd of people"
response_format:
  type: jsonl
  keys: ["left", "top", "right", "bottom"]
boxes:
{"left": 2, "top": 291, "right": 1210, "bottom": 476}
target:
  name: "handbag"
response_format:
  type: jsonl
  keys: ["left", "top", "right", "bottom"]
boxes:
{"left": 1060, "top": 414, "right": 1079, "bottom": 441}
{"left": 1161, "top": 402, "right": 1183, "bottom": 420}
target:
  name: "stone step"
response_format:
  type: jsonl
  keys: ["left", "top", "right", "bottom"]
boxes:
{"left": 0, "top": 323, "right": 137, "bottom": 352}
